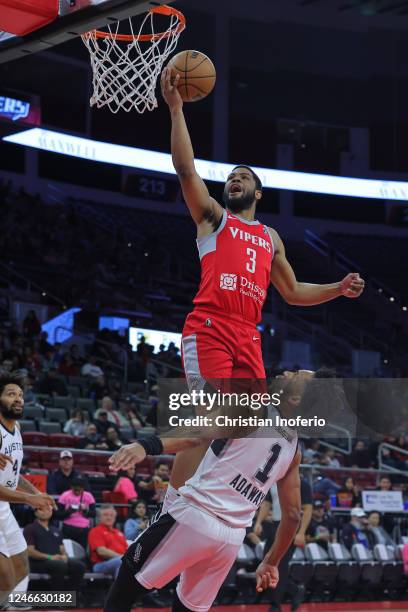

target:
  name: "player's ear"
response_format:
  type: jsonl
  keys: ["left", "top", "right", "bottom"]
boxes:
{"left": 255, "top": 189, "right": 263, "bottom": 202}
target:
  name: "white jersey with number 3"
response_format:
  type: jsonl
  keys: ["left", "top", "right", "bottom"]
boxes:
{"left": 178, "top": 411, "right": 298, "bottom": 528}
{"left": 0, "top": 421, "right": 24, "bottom": 519}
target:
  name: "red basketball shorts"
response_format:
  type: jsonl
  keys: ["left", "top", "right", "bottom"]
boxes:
{"left": 181, "top": 308, "right": 265, "bottom": 391}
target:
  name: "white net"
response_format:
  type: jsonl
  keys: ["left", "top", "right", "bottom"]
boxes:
{"left": 81, "top": 6, "right": 185, "bottom": 114}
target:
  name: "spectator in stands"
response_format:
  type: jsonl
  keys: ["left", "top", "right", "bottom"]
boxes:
{"left": 306, "top": 500, "right": 336, "bottom": 550}
{"left": 23, "top": 373, "right": 39, "bottom": 404}
{"left": 113, "top": 467, "right": 138, "bottom": 503}
{"left": 95, "top": 396, "right": 126, "bottom": 427}
{"left": 302, "top": 439, "right": 321, "bottom": 464}
{"left": 78, "top": 423, "right": 109, "bottom": 450}
{"left": 119, "top": 397, "right": 144, "bottom": 431}
{"left": 341, "top": 508, "right": 375, "bottom": 551}
{"left": 38, "top": 330, "right": 52, "bottom": 355}
{"left": 24, "top": 505, "right": 86, "bottom": 593}
{"left": 377, "top": 475, "right": 393, "bottom": 491}
{"left": 57, "top": 476, "right": 96, "bottom": 549}
{"left": 88, "top": 504, "right": 128, "bottom": 578}
{"left": 124, "top": 501, "right": 149, "bottom": 541}
{"left": 350, "top": 440, "right": 373, "bottom": 469}
{"left": 105, "top": 427, "right": 130, "bottom": 451}
{"left": 89, "top": 375, "right": 109, "bottom": 402}
{"left": 22, "top": 309, "right": 41, "bottom": 339}
{"left": 81, "top": 355, "right": 104, "bottom": 379}
{"left": 64, "top": 408, "right": 89, "bottom": 437}
{"left": 94, "top": 410, "right": 117, "bottom": 436}
{"left": 367, "top": 511, "right": 396, "bottom": 547}
{"left": 70, "top": 344, "right": 84, "bottom": 369}
{"left": 136, "top": 461, "right": 170, "bottom": 504}
{"left": 59, "top": 354, "right": 80, "bottom": 377}
{"left": 336, "top": 477, "right": 361, "bottom": 508}
{"left": 319, "top": 449, "right": 341, "bottom": 469}
{"left": 36, "top": 367, "right": 68, "bottom": 396}
{"left": 313, "top": 473, "right": 341, "bottom": 498}
{"left": 47, "top": 450, "right": 90, "bottom": 495}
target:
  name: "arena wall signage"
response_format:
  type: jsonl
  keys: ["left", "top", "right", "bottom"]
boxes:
{"left": 4, "top": 127, "right": 408, "bottom": 201}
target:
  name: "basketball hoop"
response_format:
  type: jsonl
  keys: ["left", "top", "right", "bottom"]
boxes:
{"left": 81, "top": 5, "right": 186, "bottom": 114}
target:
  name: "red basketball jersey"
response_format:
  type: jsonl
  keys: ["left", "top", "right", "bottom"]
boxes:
{"left": 193, "top": 210, "right": 274, "bottom": 324}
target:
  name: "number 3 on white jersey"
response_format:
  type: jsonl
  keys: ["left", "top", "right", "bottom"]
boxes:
{"left": 246, "top": 248, "right": 257, "bottom": 273}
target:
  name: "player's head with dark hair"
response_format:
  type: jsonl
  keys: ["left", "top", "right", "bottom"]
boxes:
{"left": 0, "top": 372, "right": 25, "bottom": 421}
{"left": 223, "top": 165, "right": 263, "bottom": 213}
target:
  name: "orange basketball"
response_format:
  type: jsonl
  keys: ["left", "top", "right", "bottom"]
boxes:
{"left": 167, "top": 50, "right": 216, "bottom": 102}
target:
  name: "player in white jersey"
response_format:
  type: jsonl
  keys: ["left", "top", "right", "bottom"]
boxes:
{"left": 0, "top": 374, "right": 56, "bottom": 606}
{"left": 103, "top": 370, "right": 316, "bottom": 612}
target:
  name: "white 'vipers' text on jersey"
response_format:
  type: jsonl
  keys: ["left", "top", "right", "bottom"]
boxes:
{"left": 178, "top": 409, "right": 298, "bottom": 528}
{"left": 0, "top": 421, "right": 24, "bottom": 518}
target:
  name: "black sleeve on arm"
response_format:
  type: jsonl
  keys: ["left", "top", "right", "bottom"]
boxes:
{"left": 300, "top": 478, "right": 313, "bottom": 505}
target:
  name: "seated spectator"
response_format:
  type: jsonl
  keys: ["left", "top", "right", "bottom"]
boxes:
{"left": 78, "top": 423, "right": 109, "bottom": 450}
{"left": 377, "top": 475, "right": 393, "bottom": 491}
{"left": 319, "top": 449, "right": 341, "bottom": 468}
{"left": 36, "top": 367, "right": 68, "bottom": 396}
{"left": 47, "top": 450, "right": 90, "bottom": 495}
{"left": 349, "top": 440, "right": 372, "bottom": 469}
{"left": 119, "top": 397, "right": 144, "bottom": 431}
{"left": 70, "top": 344, "right": 84, "bottom": 369}
{"left": 124, "top": 500, "right": 149, "bottom": 541}
{"left": 59, "top": 354, "right": 80, "bottom": 377}
{"left": 113, "top": 467, "right": 138, "bottom": 503}
{"left": 336, "top": 477, "right": 361, "bottom": 508}
{"left": 137, "top": 461, "right": 170, "bottom": 504}
{"left": 24, "top": 505, "right": 86, "bottom": 593}
{"left": 23, "top": 309, "right": 41, "bottom": 339}
{"left": 95, "top": 396, "right": 127, "bottom": 428}
{"left": 313, "top": 474, "right": 341, "bottom": 498}
{"left": 81, "top": 355, "right": 104, "bottom": 379}
{"left": 306, "top": 500, "right": 336, "bottom": 550}
{"left": 367, "top": 511, "right": 396, "bottom": 547}
{"left": 64, "top": 409, "right": 89, "bottom": 437}
{"left": 89, "top": 375, "right": 109, "bottom": 401}
{"left": 105, "top": 427, "right": 129, "bottom": 452}
{"left": 302, "top": 440, "right": 321, "bottom": 464}
{"left": 38, "top": 330, "right": 53, "bottom": 355}
{"left": 57, "top": 476, "right": 96, "bottom": 549}
{"left": 341, "top": 508, "right": 375, "bottom": 551}
{"left": 88, "top": 504, "right": 128, "bottom": 578}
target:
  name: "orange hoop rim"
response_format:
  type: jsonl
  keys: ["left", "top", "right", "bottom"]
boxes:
{"left": 83, "top": 5, "right": 186, "bottom": 43}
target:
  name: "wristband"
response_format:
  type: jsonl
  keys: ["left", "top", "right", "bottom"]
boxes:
{"left": 48, "top": 555, "right": 53, "bottom": 560}
{"left": 137, "top": 435, "right": 164, "bottom": 456}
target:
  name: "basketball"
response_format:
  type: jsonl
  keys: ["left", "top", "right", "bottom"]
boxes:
{"left": 167, "top": 50, "right": 216, "bottom": 102}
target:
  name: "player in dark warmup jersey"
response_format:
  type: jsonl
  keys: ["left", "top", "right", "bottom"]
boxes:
{"left": 159, "top": 67, "right": 366, "bottom": 514}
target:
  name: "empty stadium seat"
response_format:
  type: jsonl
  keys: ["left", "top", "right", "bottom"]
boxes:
{"left": 305, "top": 543, "right": 338, "bottom": 590}
{"left": 119, "top": 426, "right": 134, "bottom": 440}
{"left": 102, "top": 490, "right": 128, "bottom": 518}
{"left": 328, "top": 542, "right": 360, "bottom": 588}
{"left": 76, "top": 398, "right": 95, "bottom": 412}
{"left": 63, "top": 538, "right": 86, "bottom": 559}
{"left": 22, "top": 431, "right": 48, "bottom": 446}
{"left": 45, "top": 407, "right": 68, "bottom": 422}
{"left": 39, "top": 421, "right": 62, "bottom": 434}
{"left": 351, "top": 544, "right": 383, "bottom": 586}
{"left": 47, "top": 433, "right": 76, "bottom": 448}
{"left": 23, "top": 405, "right": 44, "bottom": 420}
{"left": 19, "top": 419, "right": 37, "bottom": 432}
{"left": 289, "top": 546, "right": 314, "bottom": 586}
{"left": 51, "top": 396, "right": 74, "bottom": 410}
{"left": 24, "top": 448, "right": 42, "bottom": 466}
{"left": 373, "top": 544, "right": 403, "bottom": 588}
{"left": 67, "top": 385, "right": 81, "bottom": 398}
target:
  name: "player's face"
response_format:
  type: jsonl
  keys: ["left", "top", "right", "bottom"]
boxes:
{"left": 223, "top": 169, "right": 258, "bottom": 212}
{"left": 0, "top": 384, "right": 24, "bottom": 420}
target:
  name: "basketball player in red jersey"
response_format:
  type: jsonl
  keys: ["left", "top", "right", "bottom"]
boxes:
{"left": 159, "top": 67, "right": 365, "bottom": 512}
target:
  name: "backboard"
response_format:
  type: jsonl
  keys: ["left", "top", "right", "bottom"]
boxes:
{"left": 0, "top": 0, "right": 172, "bottom": 64}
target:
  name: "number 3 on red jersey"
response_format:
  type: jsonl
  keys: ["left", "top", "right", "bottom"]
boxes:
{"left": 246, "top": 248, "right": 257, "bottom": 273}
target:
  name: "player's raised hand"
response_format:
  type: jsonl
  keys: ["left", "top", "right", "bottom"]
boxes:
{"left": 0, "top": 453, "right": 13, "bottom": 470}
{"left": 27, "top": 493, "right": 57, "bottom": 511}
{"left": 161, "top": 66, "right": 183, "bottom": 110}
{"left": 340, "top": 273, "right": 365, "bottom": 298}
{"left": 108, "top": 442, "right": 147, "bottom": 472}
{"left": 255, "top": 562, "right": 279, "bottom": 592}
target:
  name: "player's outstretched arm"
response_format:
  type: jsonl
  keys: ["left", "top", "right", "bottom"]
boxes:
{"left": 255, "top": 449, "right": 302, "bottom": 592}
{"left": 161, "top": 68, "right": 223, "bottom": 227}
{"left": 108, "top": 436, "right": 203, "bottom": 472}
{"left": 269, "top": 229, "right": 365, "bottom": 306}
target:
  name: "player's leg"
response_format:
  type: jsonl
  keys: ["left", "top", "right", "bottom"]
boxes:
{"left": 163, "top": 311, "right": 234, "bottom": 510}
{"left": 6, "top": 511, "right": 29, "bottom": 587}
